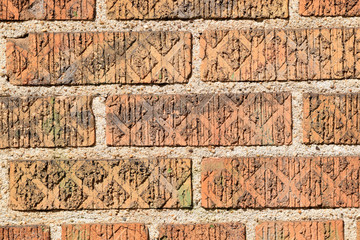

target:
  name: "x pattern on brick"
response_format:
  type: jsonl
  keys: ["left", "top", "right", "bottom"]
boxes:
{"left": 202, "top": 157, "right": 360, "bottom": 208}
{"left": 0, "top": 226, "right": 50, "bottom": 240}
{"left": 9, "top": 159, "right": 192, "bottom": 210}
{"left": 299, "top": 0, "right": 360, "bottom": 16}
{"left": 106, "top": 93, "right": 292, "bottom": 147}
{"left": 6, "top": 32, "right": 191, "bottom": 85}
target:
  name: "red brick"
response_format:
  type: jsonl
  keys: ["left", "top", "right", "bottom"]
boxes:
{"left": 106, "top": 93, "right": 292, "bottom": 147}
{"left": 299, "top": 0, "right": 360, "bottom": 16}
{"left": 0, "top": 226, "right": 50, "bottom": 240}
{"left": 201, "top": 28, "right": 360, "bottom": 82}
{"left": 62, "top": 223, "right": 148, "bottom": 240}
{"left": 0, "top": 0, "right": 94, "bottom": 20}
{"left": 158, "top": 223, "right": 245, "bottom": 240}
{"left": 0, "top": 96, "right": 95, "bottom": 148}
{"left": 9, "top": 159, "right": 192, "bottom": 210}
{"left": 202, "top": 157, "right": 360, "bottom": 208}
{"left": 255, "top": 220, "right": 344, "bottom": 240}
{"left": 107, "top": 0, "right": 288, "bottom": 20}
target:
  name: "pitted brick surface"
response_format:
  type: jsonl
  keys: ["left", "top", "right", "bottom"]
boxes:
{"left": 0, "top": 226, "right": 50, "bottom": 240}
{"left": 299, "top": 0, "right": 360, "bottom": 16}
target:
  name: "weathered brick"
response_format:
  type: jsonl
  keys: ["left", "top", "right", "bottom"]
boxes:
{"left": 0, "top": 226, "right": 50, "bottom": 240}
{"left": 299, "top": 0, "right": 360, "bottom": 16}
{"left": 202, "top": 157, "right": 360, "bottom": 208}
{"left": 10, "top": 159, "right": 192, "bottom": 210}
{"left": 107, "top": 0, "right": 288, "bottom": 20}
{"left": 6, "top": 32, "right": 191, "bottom": 86}
{"left": 357, "top": 222, "right": 360, "bottom": 240}
{"left": 62, "top": 223, "right": 148, "bottom": 240}
{"left": 0, "top": 0, "right": 94, "bottom": 20}
{"left": 158, "top": 223, "right": 245, "bottom": 240}
{"left": 201, "top": 28, "right": 360, "bottom": 82}
{"left": 106, "top": 93, "right": 292, "bottom": 147}
{"left": 255, "top": 220, "right": 344, "bottom": 240}
{"left": 303, "top": 93, "right": 360, "bottom": 145}
{"left": 0, "top": 96, "right": 94, "bottom": 148}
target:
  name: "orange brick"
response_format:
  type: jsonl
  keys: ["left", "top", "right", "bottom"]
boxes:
{"left": 0, "top": 226, "right": 50, "bottom": 240}
{"left": 201, "top": 28, "right": 360, "bottom": 82}
{"left": 62, "top": 223, "right": 148, "bottom": 240}
{"left": 0, "top": 0, "right": 94, "bottom": 20}
{"left": 6, "top": 32, "right": 192, "bottom": 86}
{"left": 255, "top": 220, "right": 344, "bottom": 240}
{"left": 9, "top": 159, "right": 192, "bottom": 210}
{"left": 106, "top": 93, "right": 292, "bottom": 147}
{"left": 202, "top": 157, "right": 360, "bottom": 208}
{"left": 158, "top": 223, "right": 246, "bottom": 240}
{"left": 300, "top": 0, "right": 360, "bottom": 16}
{"left": 0, "top": 96, "right": 94, "bottom": 148}
{"left": 107, "top": 0, "right": 288, "bottom": 20}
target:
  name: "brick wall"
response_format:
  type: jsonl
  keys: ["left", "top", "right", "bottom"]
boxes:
{"left": 0, "top": 0, "right": 360, "bottom": 239}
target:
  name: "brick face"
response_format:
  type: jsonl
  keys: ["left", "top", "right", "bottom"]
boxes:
{"left": 255, "top": 220, "right": 344, "bottom": 240}
{"left": 107, "top": 0, "right": 288, "bottom": 20}
{"left": 0, "top": 96, "right": 95, "bottom": 148}
{"left": 9, "top": 159, "right": 192, "bottom": 210}
{"left": 6, "top": 32, "right": 192, "bottom": 86}
{"left": 106, "top": 93, "right": 292, "bottom": 147}
{"left": 299, "top": 0, "right": 360, "bottom": 16}
{"left": 200, "top": 28, "right": 360, "bottom": 82}
{"left": 202, "top": 157, "right": 360, "bottom": 208}
{"left": 0, "top": 226, "right": 50, "bottom": 240}
{"left": 62, "top": 223, "right": 148, "bottom": 240}
{"left": 158, "top": 223, "right": 245, "bottom": 240}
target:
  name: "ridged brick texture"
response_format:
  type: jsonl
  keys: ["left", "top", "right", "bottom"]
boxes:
{"left": 62, "top": 223, "right": 148, "bottom": 240}
{"left": 106, "top": 0, "right": 289, "bottom": 20}
{"left": 0, "top": 226, "right": 50, "bottom": 240}
{"left": 9, "top": 159, "right": 192, "bottom": 210}
{"left": 106, "top": 93, "right": 292, "bottom": 147}
{"left": 158, "top": 223, "right": 246, "bottom": 240}
{"left": 303, "top": 93, "right": 360, "bottom": 145}
{"left": 0, "top": 96, "right": 95, "bottom": 148}
{"left": 0, "top": 0, "right": 95, "bottom": 20}
{"left": 202, "top": 157, "right": 360, "bottom": 208}
{"left": 299, "top": 0, "right": 360, "bottom": 17}
{"left": 200, "top": 28, "right": 360, "bottom": 82}
{"left": 6, "top": 32, "right": 192, "bottom": 86}
{"left": 255, "top": 220, "right": 344, "bottom": 240}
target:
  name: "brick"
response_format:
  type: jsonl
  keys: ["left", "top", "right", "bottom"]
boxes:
{"left": 106, "top": 93, "right": 292, "bottom": 147}
{"left": 62, "top": 223, "right": 148, "bottom": 240}
{"left": 0, "top": 0, "right": 94, "bottom": 20}
{"left": 0, "top": 226, "right": 50, "bottom": 240}
{"left": 158, "top": 223, "right": 245, "bottom": 240}
{"left": 299, "top": 0, "right": 360, "bottom": 16}
{"left": 0, "top": 96, "right": 94, "bottom": 148}
{"left": 202, "top": 157, "right": 360, "bottom": 208}
{"left": 9, "top": 158, "right": 192, "bottom": 210}
{"left": 200, "top": 28, "right": 360, "bottom": 82}
{"left": 6, "top": 32, "right": 192, "bottom": 86}
{"left": 255, "top": 220, "right": 344, "bottom": 240}
{"left": 303, "top": 93, "right": 360, "bottom": 144}
{"left": 107, "top": 0, "right": 288, "bottom": 20}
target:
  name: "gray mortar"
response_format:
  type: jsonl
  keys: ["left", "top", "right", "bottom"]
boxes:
{"left": 0, "top": 0, "right": 360, "bottom": 239}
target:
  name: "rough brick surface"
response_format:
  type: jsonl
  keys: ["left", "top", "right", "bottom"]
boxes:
{"left": 62, "top": 223, "right": 148, "bottom": 240}
{"left": 158, "top": 223, "right": 246, "bottom": 240}
{"left": 0, "top": 226, "right": 50, "bottom": 240}
{"left": 107, "top": 0, "right": 288, "bottom": 20}
{"left": 201, "top": 28, "right": 360, "bottom": 82}
{"left": 303, "top": 93, "right": 360, "bottom": 145}
{"left": 299, "top": 0, "right": 360, "bottom": 16}
{"left": 255, "top": 220, "right": 344, "bottom": 240}
{"left": 6, "top": 32, "right": 192, "bottom": 86}
{"left": 202, "top": 157, "right": 360, "bottom": 208}
{"left": 0, "top": 0, "right": 94, "bottom": 20}
{"left": 9, "top": 159, "right": 192, "bottom": 210}
{"left": 106, "top": 93, "right": 292, "bottom": 147}
{"left": 0, "top": 96, "right": 95, "bottom": 148}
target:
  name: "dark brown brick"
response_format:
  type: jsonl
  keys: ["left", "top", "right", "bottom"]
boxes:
{"left": 299, "top": 0, "right": 360, "bottom": 16}
{"left": 0, "top": 226, "right": 50, "bottom": 240}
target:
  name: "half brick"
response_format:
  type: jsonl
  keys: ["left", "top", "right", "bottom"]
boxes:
{"left": 9, "top": 159, "right": 192, "bottom": 210}
{"left": 299, "top": 0, "right": 360, "bottom": 17}
{"left": 6, "top": 32, "right": 192, "bottom": 86}
{"left": 202, "top": 157, "right": 360, "bottom": 208}
{"left": 106, "top": 93, "right": 292, "bottom": 147}
{"left": 0, "top": 225, "right": 50, "bottom": 240}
